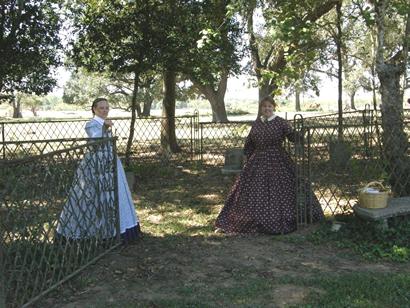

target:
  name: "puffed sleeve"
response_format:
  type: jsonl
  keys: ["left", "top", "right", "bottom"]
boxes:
{"left": 243, "top": 128, "right": 255, "bottom": 157}
{"left": 85, "top": 121, "right": 103, "bottom": 138}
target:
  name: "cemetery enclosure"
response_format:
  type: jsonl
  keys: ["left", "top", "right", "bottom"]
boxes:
{"left": 1, "top": 109, "right": 410, "bottom": 306}
{"left": 1, "top": 109, "right": 410, "bottom": 215}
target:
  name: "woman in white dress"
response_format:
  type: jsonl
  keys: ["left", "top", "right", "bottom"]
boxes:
{"left": 57, "top": 98, "right": 141, "bottom": 243}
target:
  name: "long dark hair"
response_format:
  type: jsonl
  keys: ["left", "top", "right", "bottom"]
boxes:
{"left": 91, "top": 97, "right": 108, "bottom": 114}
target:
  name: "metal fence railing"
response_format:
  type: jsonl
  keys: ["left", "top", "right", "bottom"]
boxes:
{"left": 199, "top": 121, "right": 252, "bottom": 165}
{"left": 0, "top": 114, "right": 200, "bottom": 163}
{"left": 0, "top": 108, "right": 409, "bottom": 306}
{"left": 299, "top": 108, "right": 410, "bottom": 215}
{"left": 0, "top": 138, "right": 121, "bottom": 307}
{"left": 1, "top": 109, "right": 409, "bottom": 219}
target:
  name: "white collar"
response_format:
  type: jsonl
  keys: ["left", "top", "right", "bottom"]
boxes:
{"left": 93, "top": 115, "right": 105, "bottom": 126}
{"left": 260, "top": 114, "right": 276, "bottom": 122}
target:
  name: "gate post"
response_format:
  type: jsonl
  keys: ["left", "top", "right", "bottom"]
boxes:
{"left": 1, "top": 123, "right": 5, "bottom": 160}
{"left": 294, "top": 114, "right": 306, "bottom": 227}
{"left": 193, "top": 110, "right": 201, "bottom": 162}
{"left": 363, "top": 104, "right": 372, "bottom": 158}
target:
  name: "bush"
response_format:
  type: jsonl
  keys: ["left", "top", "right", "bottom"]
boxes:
{"left": 309, "top": 214, "right": 410, "bottom": 262}
{"left": 227, "top": 108, "right": 250, "bottom": 116}
{"left": 304, "top": 102, "right": 323, "bottom": 112}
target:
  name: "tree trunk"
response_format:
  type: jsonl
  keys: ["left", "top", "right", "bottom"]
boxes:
{"left": 374, "top": 1, "right": 410, "bottom": 196}
{"left": 125, "top": 71, "right": 140, "bottom": 167}
{"left": 246, "top": 1, "right": 278, "bottom": 108}
{"left": 295, "top": 87, "right": 301, "bottom": 112}
{"left": 135, "top": 102, "right": 142, "bottom": 117}
{"left": 350, "top": 91, "right": 356, "bottom": 110}
{"left": 192, "top": 71, "right": 229, "bottom": 123}
{"left": 141, "top": 97, "right": 153, "bottom": 117}
{"left": 336, "top": 2, "right": 343, "bottom": 140}
{"left": 258, "top": 83, "right": 276, "bottom": 102}
{"left": 372, "top": 74, "right": 378, "bottom": 110}
{"left": 211, "top": 100, "right": 228, "bottom": 122}
{"left": 379, "top": 64, "right": 409, "bottom": 196}
{"left": 161, "top": 70, "right": 180, "bottom": 153}
{"left": 31, "top": 107, "right": 38, "bottom": 116}
{"left": 370, "top": 29, "right": 379, "bottom": 111}
{"left": 12, "top": 96, "right": 22, "bottom": 118}
{"left": 196, "top": 84, "right": 228, "bottom": 123}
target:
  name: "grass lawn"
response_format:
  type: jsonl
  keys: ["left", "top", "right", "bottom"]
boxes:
{"left": 39, "top": 163, "right": 410, "bottom": 308}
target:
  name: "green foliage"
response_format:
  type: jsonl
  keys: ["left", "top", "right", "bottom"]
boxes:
{"left": 351, "top": 0, "right": 409, "bottom": 68}
{"left": 309, "top": 215, "right": 410, "bottom": 262}
{"left": 233, "top": 0, "right": 341, "bottom": 97}
{"left": 16, "top": 93, "right": 45, "bottom": 115}
{"left": 186, "top": 1, "right": 243, "bottom": 89}
{"left": 67, "top": 0, "right": 240, "bottom": 120}
{"left": 127, "top": 162, "right": 177, "bottom": 179}
{"left": 0, "top": 0, "right": 62, "bottom": 98}
{"left": 62, "top": 69, "right": 115, "bottom": 106}
{"left": 68, "top": 0, "right": 162, "bottom": 75}
{"left": 226, "top": 108, "right": 250, "bottom": 116}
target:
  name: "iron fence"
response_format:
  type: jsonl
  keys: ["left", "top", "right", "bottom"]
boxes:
{"left": 299, "top": 108, "right": 410, "bottom": 215}
{"left": 1, "top": 109, "right": 409, "bottom": 220}
{"left": 199, "top": 121, "right": 253, "bottom": 165}
{"left": 198, "top": 108, "right": 409, "bottom": 220}
{"left": 0, "top": 114, "right": 200, "bottom": 163}
{"left": 0, "top": 108, "right": 409, "bottom": 306}
{"left": 0, "top": 138, "right": 121, "bottom": 307}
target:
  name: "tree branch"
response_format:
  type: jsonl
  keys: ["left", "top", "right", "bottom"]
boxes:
{"left": 311, "top": 68, "right": 338, "bottom": 78}
{"left": 263, "top": 45, "right": 275, "bottom": 67}
{"left": 109, "top": 90, "right": 129, "bottom": 96}
{"left": 265, "top": 0, "right": 340, "bottom": 81}
{"left": 216, "top": 69, "right": 228, "bottom": 97}
{"left": 402, "top": 12, "right": 410, "bottom": 64}
{"left": 246, "top": 2, "right": 262, "bottom": 79}
{"left": 303, "top": 0, "right": 341, "bottom": 23}
{"left": 374, "top": 0, "right": 386, "bottom": 68}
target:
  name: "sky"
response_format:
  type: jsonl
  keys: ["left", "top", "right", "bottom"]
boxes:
{"left": 224, "top": 74, "right": 342, "bottom": 102}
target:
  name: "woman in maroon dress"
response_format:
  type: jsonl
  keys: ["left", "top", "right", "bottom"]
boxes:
{"left": 215, "top": 97, "right": 323, "bottom": 234}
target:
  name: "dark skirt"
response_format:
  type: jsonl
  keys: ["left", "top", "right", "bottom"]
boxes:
{"left": 121, "top": 224, "right": 142, "bottom": 244}
{"left": 216, "top": 148, "right": 323, "bottom": 234}
{"left": 55, "top": 223, "right": 142, "bottom": 245}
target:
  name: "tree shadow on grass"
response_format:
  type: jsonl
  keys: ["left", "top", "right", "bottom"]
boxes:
{"left": 34, "top": 161, "right": 410, "bottom": 307}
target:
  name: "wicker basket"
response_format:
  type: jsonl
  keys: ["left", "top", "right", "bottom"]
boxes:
{"left": 358, "top": 181, "right": 390, "bottom": 209}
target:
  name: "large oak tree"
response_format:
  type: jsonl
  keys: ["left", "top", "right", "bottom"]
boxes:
{"left": 369, "top": 0, "right": 410, "bottom": 195}
{"left": 0, "top": 0, "right": 62, "bottom": 117}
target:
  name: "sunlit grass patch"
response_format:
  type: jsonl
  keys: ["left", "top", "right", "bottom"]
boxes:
{"left": 138, "top": 198, "right": 220, "bottom": 237}
{"left": 134, "top": 163, "right": 227, "bottom": 238}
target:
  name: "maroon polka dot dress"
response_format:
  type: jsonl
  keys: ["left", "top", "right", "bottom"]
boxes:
{"left": 216, "top": 116, "right": 324, "bottom": 234}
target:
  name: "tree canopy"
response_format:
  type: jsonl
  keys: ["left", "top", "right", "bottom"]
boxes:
{"left": 0, "top": 0, "right": 62, "bottom": 100}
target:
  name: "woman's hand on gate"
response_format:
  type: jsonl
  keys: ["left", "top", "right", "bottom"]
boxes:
{"left": 104, "top": 119, "right": 113, "bottom": 130}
